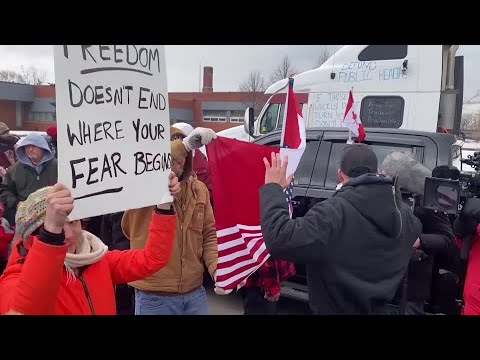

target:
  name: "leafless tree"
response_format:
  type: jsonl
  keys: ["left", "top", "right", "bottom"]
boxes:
{"left": 239, "top": 69, "right": 267, "bottom": 115}
{"left": 316, "top": 46, "right": 332, "bottom": 67}
{"left": 0, "top": 70, "right": 20, "bottom": 82}
{"left": 0, "top": 66, "right": 47, "bottom": 85}
{"left": 269, "top": 55, "right": 297, "bottom": 84}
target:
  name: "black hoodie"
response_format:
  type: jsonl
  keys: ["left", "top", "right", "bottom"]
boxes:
{"left": 259, "top": 173, "right": 422, "bottom": 315}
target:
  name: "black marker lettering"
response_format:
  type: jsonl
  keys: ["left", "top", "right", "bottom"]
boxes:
{"left": 86, "top": 157, "right": 99, "bottom": 185}
{"left": 125, "top": 85, "right": 133, "bottom": 104}
{"left": 94, "top": 86, "right": 104, "bottom": 104}
{"left": 114, "top": 120, "right": 124, "bottom": 139}
{"left": 84, "top": 85, "right": 94, "bottom": 104}
{"left": 94, "top": 123, "right": 103, "bottom": 142}
{"left": 99, "top": 45, "right": 110, "bottom": 61}
{"left": 81, "top": 45, "right": 96, "bottom": 62}
{"left": 138, "top": 87, "right": 148, "bottom": 109}
{"left": 70, "top": 158, "right": 86, "bottom": 188}
{"left": 101, "top": 155, "right": 113, "bottom": 181}
{"left": 67, "top": 122, "right": 83, "bottom": 146}
{"left": 126, "top": 45, "right": 138, "bottom": 66}
{"left": 114, "top": 87, "right": 122, "bottom": 105}
{"left": 68, "top": 80, "right": 83, "bottom": 108}
{"left": 103, "top": 122, "right": 114, "bottom": 140}
{"left": 139, "top": 48, "right": 149, "bottom": 67}
{"left": 105, "top": 87, "right": 112, "bottom": 103}
{"left": 111, "top": 152, "right": 126, "bottom": 176}
{"left": 63, "top": 45, "right": 69, "bottom": 59}
{"left": 148, "top": 48, "right": 161, "bottom": 73}
{"left": 132, "top": 118, "right": 141, "bottom": 142}
{"left": 113, "top": 45, "right": 123, "bottom": 63}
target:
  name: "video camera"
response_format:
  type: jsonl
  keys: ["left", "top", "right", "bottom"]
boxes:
{"left": 423, "top": 152, "right": 480, "bottom": 215}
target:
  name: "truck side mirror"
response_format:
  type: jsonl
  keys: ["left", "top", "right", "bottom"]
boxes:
{"left": 244, "top": 107, "right": 255, "bottom": 136}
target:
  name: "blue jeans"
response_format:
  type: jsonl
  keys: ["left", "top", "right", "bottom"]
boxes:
{"left": 134, "top": 286, "right": 208, "bottom": 315}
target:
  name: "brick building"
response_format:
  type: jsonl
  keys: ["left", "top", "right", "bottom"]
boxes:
{"left": 0, "top": 66, "right": 269, "bottom": 132}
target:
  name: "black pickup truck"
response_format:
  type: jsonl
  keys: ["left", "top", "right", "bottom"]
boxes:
{"left": 253, "top": 127, "right": 460, "bottom": 302}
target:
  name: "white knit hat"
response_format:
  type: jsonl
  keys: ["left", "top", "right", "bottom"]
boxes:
{"left": 172, "top": 122, "right": 194, "bottom": 136}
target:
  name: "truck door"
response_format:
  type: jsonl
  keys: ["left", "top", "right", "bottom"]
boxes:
{"left": 307, "top": 45, "right": 423, "bottom": 131}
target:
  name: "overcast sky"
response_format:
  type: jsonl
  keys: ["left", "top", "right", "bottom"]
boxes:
{"left": 0, "top": 45, "right": 479, "bottom": 98}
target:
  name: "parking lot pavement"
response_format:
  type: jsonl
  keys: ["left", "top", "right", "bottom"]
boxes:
{"left": 206, "top": 285, "right": 311, "bottom": 315}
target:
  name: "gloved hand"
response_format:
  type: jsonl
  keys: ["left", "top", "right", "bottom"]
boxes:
{"left": 182, "top": 127, "right": 217, "bottom": 151}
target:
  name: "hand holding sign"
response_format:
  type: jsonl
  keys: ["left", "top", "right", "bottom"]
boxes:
{"left": 44, "top": 183, "right": 75, "bottom": 234}
{"left": 157, "top": 171, "right": 180, "bottom": 210}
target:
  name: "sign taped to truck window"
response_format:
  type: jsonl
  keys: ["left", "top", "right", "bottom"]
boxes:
{"left": 360, "top": 96, "right": 404, "bottom": 128}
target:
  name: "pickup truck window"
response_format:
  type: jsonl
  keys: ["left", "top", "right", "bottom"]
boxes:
{"left": 322, "top": 141, "right": 417, "bottom": 188}
{"left": 358, "top": 45, "right": 408, "bottom": 61}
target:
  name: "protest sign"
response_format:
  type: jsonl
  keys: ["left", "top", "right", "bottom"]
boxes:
{"left": 53, "top": 45, "right": 172, "bottom": 220}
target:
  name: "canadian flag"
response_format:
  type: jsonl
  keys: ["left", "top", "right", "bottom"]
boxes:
{"left": 342, "top": 90, "right": 366, "bottom": 143}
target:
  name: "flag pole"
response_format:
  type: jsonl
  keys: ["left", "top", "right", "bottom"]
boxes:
{"left": 280, "top": 77, "right": 293, "bottom": 148}
{"left": 346, "top": 86, "right": 354, "bottom": 144}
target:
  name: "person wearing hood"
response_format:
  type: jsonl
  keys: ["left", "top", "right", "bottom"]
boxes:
{"left": 0, "top": 132, "right": 57, "bottom": 225}
{"left": 0, "top": 175, "right": 179, "bottom": 315}
{"left": 259, "top": 144, "right": 422, "bottom": 315}
{"left": 122, "top": 126, "right": 218, "bottom": 315}
{"left": 382, "top": 151, "right": 456, "bottom": 315}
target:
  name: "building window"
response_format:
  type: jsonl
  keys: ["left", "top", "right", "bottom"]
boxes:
{"left": 28, "top": 112, "right": 55, "bottom": 122}
{"left": 358, "top": 45, "right": 408, "bottom": 61}
{"left": 203, "top": 110, "right": 227, "bottom": 122}
{"left": 229, "top": 110, "right": 244, "bottom": 123}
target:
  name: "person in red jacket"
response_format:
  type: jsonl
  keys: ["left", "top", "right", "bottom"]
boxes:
{"left": 0, "top": 200, "right": 14, "bottom": 275}
{"left": 0, "top": 173, "right": 179, "bottom": 315}
{"left": 453, "top": 197, "right": 480, "bottom": 315}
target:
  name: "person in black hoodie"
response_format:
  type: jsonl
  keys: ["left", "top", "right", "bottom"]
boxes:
{"left": 259, "top": 144, "right": 422, "bottom": 315}
{"left": 381, "top": 152, "right": 456, "bottom": 315}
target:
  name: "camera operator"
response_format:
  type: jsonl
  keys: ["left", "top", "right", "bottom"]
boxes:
{"left": 452, "top": 197, "right": 480, "bottom": 315}
{"left": 382, "top": 152, "right": 456, "bottom": 315}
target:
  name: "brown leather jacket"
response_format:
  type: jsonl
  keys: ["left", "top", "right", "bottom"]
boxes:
{"left": 122, "top": 174, "right": 217, "bottom": 294}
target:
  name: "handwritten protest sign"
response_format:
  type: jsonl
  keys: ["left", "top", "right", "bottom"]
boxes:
{"left": 53, "top": 45, "right": 172, "bottom": 220}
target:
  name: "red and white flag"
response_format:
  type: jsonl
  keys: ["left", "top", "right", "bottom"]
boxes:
{"left": 342, "top": 90, "right": 366, "bottom": 143}
{"left": 206, "top": 79, "right": 306, "bottom": 291}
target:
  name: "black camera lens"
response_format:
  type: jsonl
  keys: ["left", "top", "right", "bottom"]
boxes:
{"left": 434, "top": 185, "right": 458, "bottom": 209}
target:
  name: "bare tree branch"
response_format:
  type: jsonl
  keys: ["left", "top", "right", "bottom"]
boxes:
{"left": 0, "top": 66, "right": 47, "bottom": 85}
{"left": 316, "top": 46, "right": 332, "bottom": 67}
{"left": 239, "top": 69, "right": 267, "bottom": 115}
{"left": 269, "top": 55, "right": 297, "bottom": 85}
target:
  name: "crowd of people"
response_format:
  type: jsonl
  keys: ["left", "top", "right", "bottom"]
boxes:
{"left": 0, "top": 120, "right": 479, "bottom": 315}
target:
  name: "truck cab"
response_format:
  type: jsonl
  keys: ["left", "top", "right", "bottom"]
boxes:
{"left": 236, "top": 45, "right": 464, "bottom": 142}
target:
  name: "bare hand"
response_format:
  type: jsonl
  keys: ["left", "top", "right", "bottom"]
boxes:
{"left": 44, "top": 183, "right": 74, "bottom": 234}
{"left": 413, "top": 238, "right": 421, "bottom": 249}
{"left": 157, "top": 172, "right": 180, "bottom": 210}
{"left": 168, "top": 171, "right": 180, "bottom": 195}
{"left": 264, "top": 292, "right": 280, "bottom": 302}
{"left": 263, "top": 152, "right": 293, "bottom": 189}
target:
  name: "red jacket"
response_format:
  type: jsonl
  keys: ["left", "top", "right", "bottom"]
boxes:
{"left": 457, "top": 225, "right": 480, "bottom": 315}
{"left": 0, "top": 212, "right": 175, "bottom": 315}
